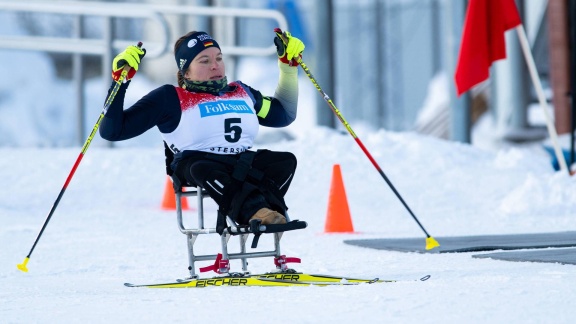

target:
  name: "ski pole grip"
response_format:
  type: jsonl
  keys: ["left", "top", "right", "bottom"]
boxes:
{"left": 273, "top": 28, "right": 289, "bottom": 45}
{"left": 119, "top": 41, "right": 143, "bottom": 80}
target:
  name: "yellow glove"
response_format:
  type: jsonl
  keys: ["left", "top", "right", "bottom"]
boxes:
{"left": 111, "top": 45, "right": 146, "bottom": 82}
{"left": 274, "top": 28, "right": 305, "bottom": 66}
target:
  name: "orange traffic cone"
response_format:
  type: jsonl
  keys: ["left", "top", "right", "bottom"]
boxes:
{"left": 324, "top": 164, "right": 354, "bottom": 233}
{"left": 161, "top": 176, "right": 189, "bottom": 210}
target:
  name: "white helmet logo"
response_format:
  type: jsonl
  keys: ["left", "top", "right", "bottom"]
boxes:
{"left": 188, "top": 39, "right": 197, "bottom": 48}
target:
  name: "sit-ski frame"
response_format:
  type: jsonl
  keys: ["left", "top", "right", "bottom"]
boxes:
{"left": 174, "top": 183, "right": 302, "bottom": 279}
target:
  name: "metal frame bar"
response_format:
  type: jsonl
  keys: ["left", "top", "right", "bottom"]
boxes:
{"left": 0, "top": 1, "right": 287, "bottom": 57}
{"left": 0, "top": 1, "right": 287, "bottom": 146}
{"left": 175, "top": 184, "right": 282, "bottom": 279}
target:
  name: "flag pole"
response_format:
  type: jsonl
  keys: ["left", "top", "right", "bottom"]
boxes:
{"left": 515, "top": 25, "right": 569, "bottom": 173}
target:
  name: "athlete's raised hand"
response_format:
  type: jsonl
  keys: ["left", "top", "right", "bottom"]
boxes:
{"left": 112, "top": 44, "right": 146, "bottom": 82}
{"left": 274, "top": 28, "right": 305, "bottom": 67}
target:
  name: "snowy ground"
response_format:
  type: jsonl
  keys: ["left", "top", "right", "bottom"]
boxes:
{"left": 2, "top": 121, "right": 576, "bottom": 322}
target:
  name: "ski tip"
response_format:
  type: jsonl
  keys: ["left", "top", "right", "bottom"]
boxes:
{"left": 425, "top": 236, "right": 440, "bottom": 250}
{"left": 419, "top": 275, "right": 431, "bottom": 281}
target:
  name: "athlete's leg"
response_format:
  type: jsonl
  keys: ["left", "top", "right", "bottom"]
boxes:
{"left": 252, "top": 150, "right": 297, "bottom": 196}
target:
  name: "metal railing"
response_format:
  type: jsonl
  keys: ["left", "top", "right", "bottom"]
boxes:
{"left": 0, "top": 1, "right": 288, "bottom": 145}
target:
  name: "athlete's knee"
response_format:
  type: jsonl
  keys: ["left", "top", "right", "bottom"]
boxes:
{"left": 284, "top": 152, "right": 297, "bottom": 171}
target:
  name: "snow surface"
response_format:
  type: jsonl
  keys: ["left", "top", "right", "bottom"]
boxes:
{"left": 2, "top": 43, "right": 576, "bottom": 324}
{"left": 2, "top": 121, "right": 576, "bottom": 323}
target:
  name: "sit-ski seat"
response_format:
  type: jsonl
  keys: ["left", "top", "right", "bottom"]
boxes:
{"left": 168, "top": 161, "right": 307, "bottom": 279}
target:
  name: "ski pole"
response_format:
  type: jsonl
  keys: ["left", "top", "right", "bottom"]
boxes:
{"left": 17, "top": 42, "right": 143, "bottom": 272}
{"left": 274, "top": 29, "right": 439, "bottom": 250}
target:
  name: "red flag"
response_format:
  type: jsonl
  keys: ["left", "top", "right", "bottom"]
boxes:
{"left": 454, "top": 0, "right": 522, "bottom": 96}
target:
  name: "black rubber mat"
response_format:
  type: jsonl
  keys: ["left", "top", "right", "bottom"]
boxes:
{"left": 472, "top": 248, "right": 576, "bottom": 265}
{"left": 343, "top": 231, "right": 576, "bottom": 253}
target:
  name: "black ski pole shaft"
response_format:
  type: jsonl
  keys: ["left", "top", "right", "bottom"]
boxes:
{"left": 273, "top": 29, "right": 439, "bottom": 249}
{"left": 17, "top": 42, "right": 142, "bottom": 272}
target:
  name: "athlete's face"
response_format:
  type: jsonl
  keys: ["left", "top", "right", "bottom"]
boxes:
{"left": 184, "top": 47, "right": 225, "bottom": 82}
